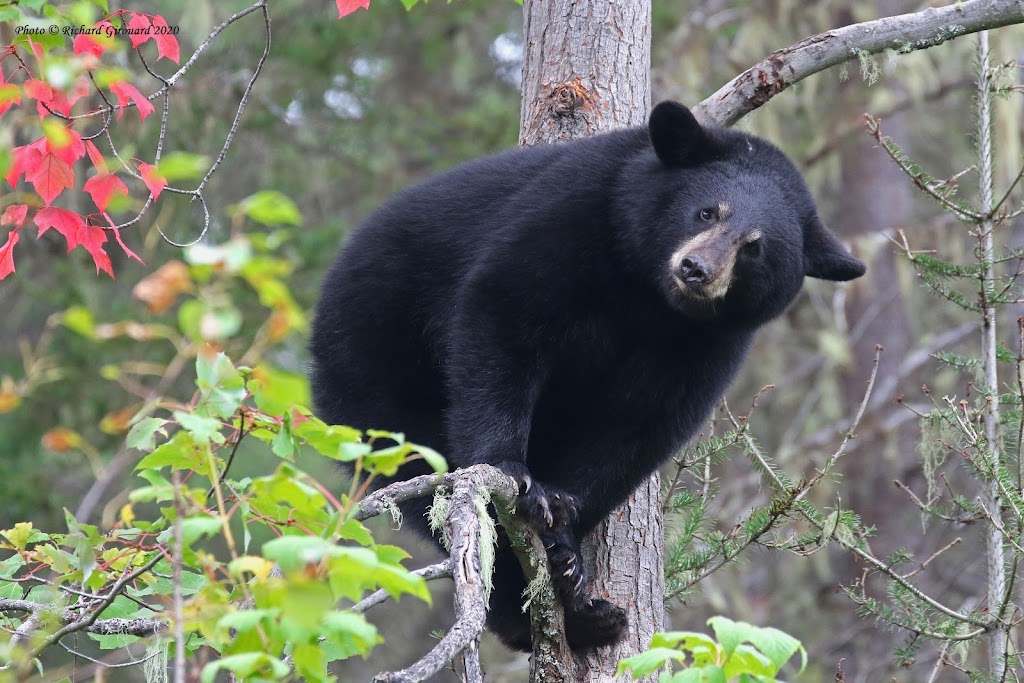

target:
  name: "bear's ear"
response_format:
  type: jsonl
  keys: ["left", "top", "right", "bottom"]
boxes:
{"left": 803, "top": 215, "right": 866, "bottom": 281}
{"left": 648, "top": 101, "right": 718, "bottom": 167}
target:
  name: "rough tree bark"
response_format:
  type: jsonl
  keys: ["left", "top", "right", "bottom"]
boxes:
{"left": 519, "top": 2, "right": 662, "bottom": 681}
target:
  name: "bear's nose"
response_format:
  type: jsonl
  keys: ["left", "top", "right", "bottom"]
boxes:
{"left": 678, "top": 255, "right": 710, "bottom": 284}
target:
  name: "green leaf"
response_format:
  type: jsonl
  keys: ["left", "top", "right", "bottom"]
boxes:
{"left": 200, "top": 653, "right": 288, "bottom": 683}
{"left": 292, "top": 417, "right": 363, "bottom": 459}
{"left": 234, "top": 191, "right": 303, "bottom": 226}
{"left": 336, "top": 518, "right": 374, "bottom": 546}
{"left": 262, "top": 535, "right": 338, "bottom": 573}
{"left": 617, "top": 647, "right": 689, "bottom": 678}
{"left": 249, "top": 365, "right": 310, "bottom": 416}
{"left": 216, "top": 608, "right": 278, "bottom": 634}
{"left": 157, "top": 152, "right": 210, "bottom": 183}
{"left": 322, "top": 611, "right": 381, "bottom": 659}
{"left": 177, "top": 299, "right": 203, "bottom": 341}
{"left": 63, "top": 306, "right": 95, "bottom": 337}
{"left": 374, "top": 544, "right": 411, "bottom": 564}
{"left": 136, "top": 432, "right": 206, "bottom": 474}
{"left": 746, "top": 626, "right": 805, "bottom": 675}
{"left": 74, "top": 534, "right": 97, "bottom": 585}
{"left": 0, "top": 554, "right": 26, "bottom": 578}
{"left": 722, "top": 644, "right": 773, "bottom": 679}
{"left": 279, "top": 578, "right": 334, "bottom": 630}
{"left": 707, "top": 617, "right": 805, "bottom": 676}
{"left": 180, "top": 515, "right": 223, "bottom": 545}
{"left": 92, "top": 632, "right": 142, "bottom": 650}
{"left": 673, "top": 666, "right": 727, "bottom": 683}
{"left": 708, "top": 616, "right": 750, "bottom": 659}
{"left": 195, "top": 353, "right": 245, "bottom": 419}
{"left": 363, "top": 442, "right": 412, "bottom": 476}
{"left": 37, "top": 543, "right": 74, "bottom": 574}
{"left": 1, "top": 522, "right": 36, "bottom": 550}
{"left": 370, "top": 562, "right": 430, "bottom": 603}
{"left": 252, "top": 469, "right": 328, "bottom": 519}
{"left": 292, "top": 642, "right": 330, "bottom": 683}
{"left": 272, "top": 424, "right": 295, "bottom": 459}
{"left": 126, "top": 418, "right": 168, "bottom": 451}
{"left": 173, "top": 411, "right": 226, "bottom": 446}
{"left": 413, "top": 444, "right": 448, "bottom": 473}
{"left": 651, "top": 631, "right": 719, "bottom": 653}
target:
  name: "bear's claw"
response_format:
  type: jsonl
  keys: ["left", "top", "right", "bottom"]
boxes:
{"left": 545, "top": 539, "right": 587, "bottom": 598}
{"left": 495, "top": 461, "right": 579, "bottom": 531}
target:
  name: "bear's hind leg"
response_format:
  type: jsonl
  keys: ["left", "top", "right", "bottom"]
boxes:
{"left": 565, "top": 597, "right": 629, "bottom": 651}
{"left": 541, "top": 529, "right": 629, "bottom": 651}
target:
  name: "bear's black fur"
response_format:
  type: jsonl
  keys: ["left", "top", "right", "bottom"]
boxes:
{"left": 309, "top": 101, "right": 865, "bottom": 652}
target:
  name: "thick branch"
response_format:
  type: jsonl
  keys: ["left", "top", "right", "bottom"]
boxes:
{"left": 373, "top": 466, "right": 516, "bottom": 683}
{"left": 354, "top": 473, "right": 453, "bottom": 521}
{"left": 493, "top": 500, "right": 576, "bottom": 681}
{"left": 0, "top": 599, "right": 165, "bottom": 638}
{"left": 692, "top": 0, "right": 1024, "bottom": 127}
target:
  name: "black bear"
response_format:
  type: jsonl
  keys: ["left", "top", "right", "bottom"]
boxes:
{"left": 309, "top": 101, "right": 865, "bottom": 652}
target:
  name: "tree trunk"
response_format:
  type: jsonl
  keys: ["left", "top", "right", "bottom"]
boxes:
{"left": 518, "top": 2, "right": 662, "bottom": 680}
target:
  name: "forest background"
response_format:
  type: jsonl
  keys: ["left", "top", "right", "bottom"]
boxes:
{"left": 2, "top": 1, "right": 1024, "bottom": 681}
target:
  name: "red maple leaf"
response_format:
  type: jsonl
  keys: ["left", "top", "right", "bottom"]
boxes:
{"left": 0, "top": 229, "right": 19, "bottom": 281}
{"left": 73, "top": 20, "right": 116, "bottom": 59}
{"left": 23, "top": 78, "right": 88, "bottom": 119}
{"left": 55, "top": 78, "right": 90, "bottom": 116}
{"left": 84, "top": 172, "right": 129, "bottom": 212}
{"left": 47, "top": 127, "right": 85, "bottom": 168}
{"left": 5, "top": 139, "right": 46, "bottom": 187}
{"left": 102, "top": 211, "right": 144, "bottom": 264}
{"left": 85, "top": 139, "right": 109, "bottom": 174}
{"left": 23, "top": 79, "right": 56, "bottom": 119}
{"left": 1, "top": 205, "right": 28, "bottom": 228}
{"left": 0, "top": 68, "right": 21, "bottom": 117}
{"left": 27, "top": 152, "right": 75, "bottom": 204}
{"left": 336, "top": 0, "right": 371, "bottom": 18}
{"left": 126, "top": 12, "right": 152, "bottom": 49}
{"left": 73, "top": 34, "right": 104, "bottom": 59}
{"left": 109, "top": 81, "right": 155, "bottom": 121}
{"left": 75, "top": 223, "right": 114, "bottom": 278}
{"left": 151, "top": 15, "right": 180, "bottom": 63}
{"left": 35, "top": 206, "right": 84, "bottom": 252}
{"left": 138, "top": 162, "right": 167, "bottom": 200}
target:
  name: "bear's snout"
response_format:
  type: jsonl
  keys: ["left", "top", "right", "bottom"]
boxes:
{"left": 677, "top": 255, "right": 712, "bottom": 285}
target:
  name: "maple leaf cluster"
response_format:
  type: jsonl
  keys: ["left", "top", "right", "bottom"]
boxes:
{"left": 0, "top": 10, "right": 179, "bottom": 281}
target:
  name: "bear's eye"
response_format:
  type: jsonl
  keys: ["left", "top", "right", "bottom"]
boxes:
{"left": 741, "top": 238, "right": 763, "bottom": 258}
{"left": 698, "top": 208, "right": 715, "bottom": 222}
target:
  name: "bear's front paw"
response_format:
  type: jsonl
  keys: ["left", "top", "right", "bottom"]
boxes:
{"left": 565, "top": 598, "right": 628, "bottom": 651}
{"left": 494, "top": 461, "right": 579, "bottom": 530}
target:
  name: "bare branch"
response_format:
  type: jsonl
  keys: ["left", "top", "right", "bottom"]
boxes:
{"left": 354, "top": 472, "right": 453, "bottom": 521}
{"left": 0, "top": 599, "right": 165, "bottom": 638}
{"left": 693, "top": 0, "right": 1024, "bottom": 127}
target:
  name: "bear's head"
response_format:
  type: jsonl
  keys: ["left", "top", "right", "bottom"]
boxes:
{"left": 617, "top": 101, "right": 865, "bottom": 327}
